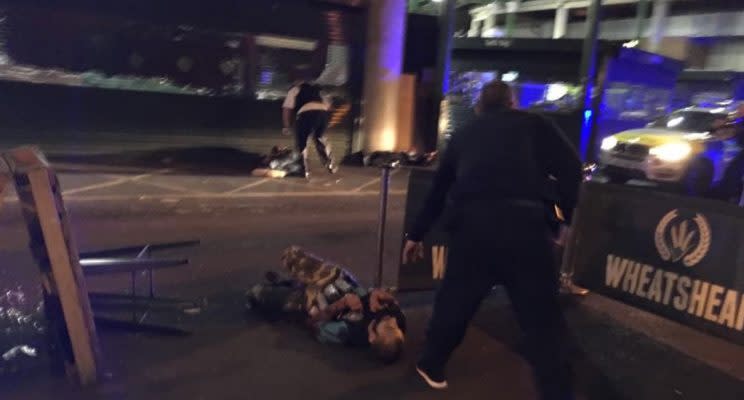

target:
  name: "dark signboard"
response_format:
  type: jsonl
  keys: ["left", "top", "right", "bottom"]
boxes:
{"left": 571, "top": 182, "right": 744, "bottom": 345}
{"left": 398, "top": 169, "right": 448, "bottom": 291}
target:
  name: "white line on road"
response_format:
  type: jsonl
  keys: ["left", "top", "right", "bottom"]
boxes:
{"left": 62, "top": 174, "right": 151, "bottom": 195}
{"left": 224, "top": 178, "right": 270, "bottom": 194}
{"left": 351, "top": 169, "right": 400, "bottom": 192}
{"left": 134, "top": 179, "right": 208, "bottom": 194}
{"left": 61, "top": 169, "right": 171, "bottom": 196}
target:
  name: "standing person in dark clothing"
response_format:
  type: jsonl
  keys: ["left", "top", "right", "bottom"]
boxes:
{"left": 710, "top": 104, "right": 744, "bottom": 202}
{"left": 402, "top": 80, "right": 581, "bottom": 399}
{"left": 282, "top": 79, "right": 338, "bottom": 178}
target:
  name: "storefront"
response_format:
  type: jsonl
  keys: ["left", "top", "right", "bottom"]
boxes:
{"left": 0, "top": 2, "right": 365, "bottom": 155}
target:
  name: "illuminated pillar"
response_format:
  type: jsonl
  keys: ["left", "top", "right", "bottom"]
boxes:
{"left": 468, "top": 18, "right": 482, "bottom": 37}
{"left": 649, "top": 0, "right": 670, "bottom": 53}
{"left": 553, "top": 6, "right": 569, "bottom": 39}
{"left": 360, "top": 0, "right": 407, "bottom": 153}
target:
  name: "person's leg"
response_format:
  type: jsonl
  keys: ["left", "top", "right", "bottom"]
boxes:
{"left": 310, "top": 111, "right": 336, "bottom": 172}
{"left": 294, "top": 113, "right": 313, "bottom": 176}
{"left": 281, "top": 246, "right": 340, "bottom": 287}
{"left": 711, "top": 151, "right": 744, "bottom": 201}
{"left": 248, "top": 284, "right": 307, "bottom": 321}
{"left": 418, "top": 235, "right": 497, "bottom": 385}
{"left": 503, "top": 231, "right": 573, "bottom": 400}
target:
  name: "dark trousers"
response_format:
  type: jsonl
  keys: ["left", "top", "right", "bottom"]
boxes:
{"left": 295, "top": 110, "right": 332, "bottom": 172}
{"left": 419, "top": 216, "right": 573, "bottom": 400}
{"left": 711, "top": 151, "right": 744, "bottom": 202}
{"left": 249, "top": 283, "right": 307, "bottom": 321}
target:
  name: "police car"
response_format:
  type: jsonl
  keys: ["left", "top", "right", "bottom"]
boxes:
{"left": 598, "top": 105, "right": 742, "bottom": 195}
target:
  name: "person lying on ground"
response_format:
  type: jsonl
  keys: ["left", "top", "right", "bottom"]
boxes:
{"left": 246, "top": 247, "right": 406, "bottom": 363}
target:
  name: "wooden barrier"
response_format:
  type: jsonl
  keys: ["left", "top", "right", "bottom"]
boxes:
{"left": 3, "top": 147, "right": 101, "bottom": 385}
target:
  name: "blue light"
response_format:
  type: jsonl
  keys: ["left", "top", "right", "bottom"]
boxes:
{"left": 259, "top": 70, "right": 273, "bottom": 86}
{"left": 580, "top": 109, "right": 594, "bottom": 160}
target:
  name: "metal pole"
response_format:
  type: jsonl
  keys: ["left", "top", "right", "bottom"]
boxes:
{"left": 375, "top": 161, "right": 398, "bottom": 287}
{"left": 432, "top": 0, "right": 457, "bottom": 151}
{"left": 578, "top": 0, "right": 603, "bottom": 161}
{"left": 131, "top": 271, "right": 137, "bottom": 322}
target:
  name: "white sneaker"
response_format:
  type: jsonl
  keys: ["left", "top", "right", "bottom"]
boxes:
{"left": 416, "top": 366, "right": 448, "bottom": 390}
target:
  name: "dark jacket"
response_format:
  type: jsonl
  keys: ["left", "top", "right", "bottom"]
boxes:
{"left": 294, "top": 82, "right": 323, "bottom": 115}
{"left": 408, "top": 108, "right": 582, "bottom": 241}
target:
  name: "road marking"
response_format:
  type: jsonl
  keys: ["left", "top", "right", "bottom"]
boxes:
{"left": 351, "top": 169, "right": 400, "bottom": 192}
{"left": 134, "top": 179, "right": 206, "bottom": 194}
{"left": 62, "top": 175, "right": 149, "bottom": 195}
{"left": 52, "top": 163, "right": 153, "bottom": 174}
{"left": 0, "top": 190, "right": 408, "bottom": 203}
{"left": 224, "top": 178, "right": 270, "bottom": 194}
{"left": 61, "top": 169, "right": 170, "bottom": 196}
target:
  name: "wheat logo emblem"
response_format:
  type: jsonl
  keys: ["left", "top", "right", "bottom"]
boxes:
{"left": 655, "top": 209, "right": 711, "bottom": 267}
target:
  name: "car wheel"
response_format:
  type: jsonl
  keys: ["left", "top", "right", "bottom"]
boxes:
{"left": 683, "top": 158, "right": 714, "bottom": 196}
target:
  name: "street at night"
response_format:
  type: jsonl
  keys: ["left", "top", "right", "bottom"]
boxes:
{"left": 0, "top": 144, "right": 741, "bottom": 399}
{"left": 1, "top": 0, "right": 744, "bottom": 398}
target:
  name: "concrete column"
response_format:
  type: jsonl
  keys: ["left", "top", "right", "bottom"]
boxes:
{"left": 468, "top": 18, "right": 482, "bottom": 37}
{"left": 359, "top": 0, "right": 407, "bottom": 153}
{"left": 553, "top": 6, "right": 569, "bottom": 39}
{"left": 483, "top": 14, "right": 497, "bottom": 34}
{"left": 505, "top": 0, "right": 521, "bottom": 37}
{"left": 635, "top": 0, "right": 651, "bottom": 40}
{"left": 649, "top": 0, "right": 670, "bottom": 53}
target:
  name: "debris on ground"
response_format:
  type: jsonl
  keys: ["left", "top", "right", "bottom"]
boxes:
{"left": 363, "top": 150, "right": 438, "bottom": 168}
{"left": 252, "top": 146, "right": 303, "bottom": 178}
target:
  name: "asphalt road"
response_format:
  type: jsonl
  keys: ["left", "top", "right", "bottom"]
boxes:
{"left": 0, "top": 145, "right": 742, "bottom": 400}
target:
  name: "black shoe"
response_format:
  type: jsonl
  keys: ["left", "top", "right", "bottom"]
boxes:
{"left": 416, "top": 363, "right": 448, "bottom": 390}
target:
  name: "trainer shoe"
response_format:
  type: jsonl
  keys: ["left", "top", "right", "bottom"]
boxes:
{"left": 416, "top": 363, "right": 448, "bottom": 390}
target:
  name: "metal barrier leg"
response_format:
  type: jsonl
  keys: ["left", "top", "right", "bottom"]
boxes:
{"left": 375, "top": 161, "right": 399, "bottom": 288}
{"left": 149, "top": 267, "right": 154, "bottom": 299}
{"left": 131, "top": 270, "right": 137, "bottom": 321}
{"left": 559, "top": 225, "right": 589, "bottom": 297}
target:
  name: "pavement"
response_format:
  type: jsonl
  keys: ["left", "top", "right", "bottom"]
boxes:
{"left": 0, "top": 143, "right": 742, "bottom": 400}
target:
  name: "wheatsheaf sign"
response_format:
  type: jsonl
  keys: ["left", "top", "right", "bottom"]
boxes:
{"left": 398, "top": 169, "right": 449, "bottom": 290}
{"left": 572, "top": 183, "right": 744, "bottom": 345}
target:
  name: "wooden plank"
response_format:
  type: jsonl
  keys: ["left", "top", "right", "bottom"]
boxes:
{"left": 4, "top": 147, "right": 100, "bottom": 385}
